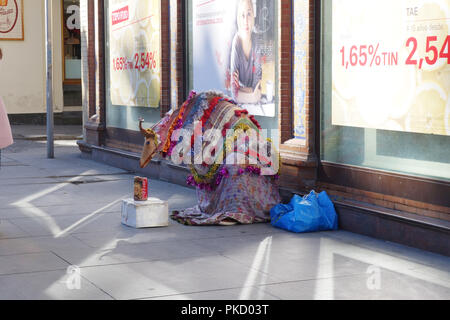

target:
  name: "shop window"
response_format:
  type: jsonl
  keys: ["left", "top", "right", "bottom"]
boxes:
{"left": 63, "top": 0, "right": 81, "bottom": 81}
{"left": 104, "top": 0, "right": 162, "bottom": 131}
{"left": 186, "top": 0, "right": 279, "bottom": 146}
{"left": 320, "top": 0, "right": 450, "bottom": 181}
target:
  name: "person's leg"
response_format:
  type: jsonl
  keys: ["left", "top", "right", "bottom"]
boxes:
{"left": 0, "top": 96, "right": 14, "bottom": 149}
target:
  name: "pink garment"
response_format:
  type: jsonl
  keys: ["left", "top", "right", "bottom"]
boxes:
{"left": 0, "top": 96, "right": 13, "bottom": 149}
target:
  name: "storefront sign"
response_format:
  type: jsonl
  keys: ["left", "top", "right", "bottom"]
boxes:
{"left": 192, "top": 0, "right": 276, "bottom": 117}
{"left": 0, "top": 0, "right": 23, "bottom": 40}
{"left": 109, "top": 0, "right": 160, "bottom": 108}
{"left": 332, "top": 0, "right": 449, "bottom": 136}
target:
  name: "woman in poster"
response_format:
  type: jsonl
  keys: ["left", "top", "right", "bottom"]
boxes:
{"left": 230, "top": 0, "right": 262, "bottom": 104}
{"left": 0, "top": 48, "right": 14, "bottom": 159}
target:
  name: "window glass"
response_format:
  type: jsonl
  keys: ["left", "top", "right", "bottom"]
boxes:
{"left": 104, "top": 0, "right": 162, "bottom": 130}
{"left": 63, "top": 0, "right": 81, "bottom": 80}
{"left": 187, "top": 0, "right": 279, "bottom": 147}
{"left": 63, "top": 0, "right": 82, "bottom": 107}
{"left": 321, "top": 0, "right": 450, "bottom": 181}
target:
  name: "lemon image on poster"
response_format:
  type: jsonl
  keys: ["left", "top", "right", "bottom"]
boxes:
{"left": 406, "top": 82, "right": 448, "bottom": 135}
{"left": 409, "top": 0, "right": 449, "bottom": 72}
{"left": 407, "top": 0, "right": 450, "bottom": 135}
{"left": 135, "top": 79, "right": 149, "bottom": 106}
{"left": 419, "top": 65, "right": 450, "bottom": 94}
{"left": 149, "top": 77, "right": 161, "bottom": 107}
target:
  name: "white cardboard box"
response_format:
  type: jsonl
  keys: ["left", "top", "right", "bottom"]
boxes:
{"left": 121, "top": 198, "right": 169, "bottom": 228}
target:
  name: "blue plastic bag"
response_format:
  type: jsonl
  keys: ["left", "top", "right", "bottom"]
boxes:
{"left": 270, "top": 190, "right": 338, "bottom": 233}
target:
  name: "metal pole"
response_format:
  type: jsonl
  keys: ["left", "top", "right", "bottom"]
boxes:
{"left": 45, "top": 0, "right": 54, "bottom": 158}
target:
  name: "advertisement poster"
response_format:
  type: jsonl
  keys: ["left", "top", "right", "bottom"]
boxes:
{"left": 192, "top": 0, "right": 276, "bottom": 117}
{"left": 0, "top": 0, "right": 24, "bottom": 40}
{"left": 332, "top": 0, "right": 450, "bottom": 136}
{"left": 109, "top": 0, "right": 160, "bottom": 107}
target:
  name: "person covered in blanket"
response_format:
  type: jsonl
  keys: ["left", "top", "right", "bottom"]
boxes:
{"left": 230, "top": 0, "right": 262, "bottom": 104}
{"left": 139, "top": 91, "right": 280, "bottom": 226}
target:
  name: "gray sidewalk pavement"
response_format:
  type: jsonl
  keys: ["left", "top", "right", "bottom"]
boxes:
{"left": 0, "top": 131, "right": 449, "bottom": 300}
{"left": 11, "top": 124, "right": 82, "bottom": 141}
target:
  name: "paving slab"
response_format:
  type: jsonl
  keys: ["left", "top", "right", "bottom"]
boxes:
{"left": 5, "top": 211, "right": 123, "bottom": 237}
{"left": 0, "top": 219, "right": 29, "bottom": 239}
{"left": 326, "top": 230, "right": 450, "bottom": 272}
{"left": 0, "top": 183, "right": 80, "bottom": 206}
{"left": 0, "top": 270, "right": 113, "bottom": 300}
{"left": 191, "top": 231, "right": 450, "bottom": 285}
{"left": 0, "top": 202, "right": 121, "bottom": 219}
{"left": 191, "top": 233, "right": 370, "bottom": 282}
{"left": 80, "top": 255, "right": 281, "bottom": 300}
{"left": 0, "top": 135, "right": 449, "bottom": 300}
{"left": 0, "top": 164, "right": 55, "bottom": 180}
{"left": 0, "top": 177, "right": 64, "bottom": 188}
{"left": 57, "top": 239, "right": 218, "bottom": 268}
{"left": 0, "top": 237, "right": 45, "bottom": 256}
{"left": 143, "top": 287, "right": 281, "bottom": 300}
{"left": 260, "top": 267, "right": 450, "bottom": 300}
{"left": 0, "top": 231, "right": 218, "bottom": 268}
{"left": 11, "top": 125, "right": 82, "bottom": 141}
{"left": 72, "top": 221, "right": 282, "bottom": 249}
{"left": 0, "top": 252, "right": 68, "bottom": 275}
{"left": 0, "top": 234, "right": 100, "bottom": 257}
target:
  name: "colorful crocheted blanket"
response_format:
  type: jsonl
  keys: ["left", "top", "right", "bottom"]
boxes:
{"left": 151, "top": 91, "right": 279, "bottom": 190}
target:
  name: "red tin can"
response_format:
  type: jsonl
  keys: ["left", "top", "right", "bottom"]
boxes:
{"left": 134, "top": 176, "right": 148, "bottom": 201}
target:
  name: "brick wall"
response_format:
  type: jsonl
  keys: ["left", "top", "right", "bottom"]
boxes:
{"left": 306, "top": 0, "right": 316, "bottom": 155}
{"left": 160, "top": 0, "right": 171, "bottom": 115}
{"left": 318, "top": 182, "right": 450, "bottom": 221}
{"left": 279, "top": 0, "right": 318, "bottom": 191}
{"left": 168, "top": 0, "right": 186, "bottom": 111}
{"left": 94, "top": 0, "right": 105, "bottom": 124}
{"left": 82, "top": 0, "right": 106, "bottom": 148}
{"left": 80, "top": 0, "right": 88, "bottom": 137}
{"left": 87, "top": 0, "right": 95, "bottom": 119}
{"left": 175, "top": 0, "right": 186, "bottom": 108}
{"left": 278, "top": 0, "right": 293, "bottom": 144}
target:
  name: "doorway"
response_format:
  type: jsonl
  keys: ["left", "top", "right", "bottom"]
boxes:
{"left": 61, "top": 0, "right": 82, "bottom": 124}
